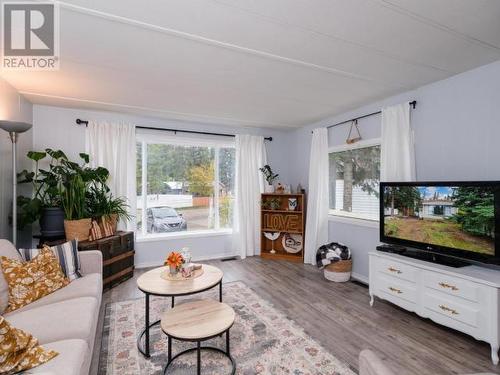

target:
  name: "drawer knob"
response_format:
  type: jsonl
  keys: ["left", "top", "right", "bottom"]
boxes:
{"left": 438, "top": 282, "right": 459, "bottom": 291}
{"left": 388, "top": 286, "right": 403, "bottom": 294}
{"left": 388, "top": 267, "right": 402, "bottom": 274}
{"left": 439, "top": 304, "right": 459, "bottom": 315}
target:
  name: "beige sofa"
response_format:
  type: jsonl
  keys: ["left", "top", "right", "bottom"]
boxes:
{"left": 0, "top": 239, "right": 102, "bottom": 375}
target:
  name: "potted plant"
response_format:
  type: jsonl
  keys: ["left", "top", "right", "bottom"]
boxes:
{"left": 259, "top": 165, "right": 279, "bottom": 193}
{"left": 18, "top": 149, "right": 129, "bottom": 241}
{"left": 86, "top": 182, "right": 131, "bottom": 234}
{"left": 17, "top": 149, "right": 68, "bottom": 236}
{"left": 62, "top": 173, "right": 92, "bottom": 241}
{"left": 165, "top": 251, "right": 184, "bottom": 275}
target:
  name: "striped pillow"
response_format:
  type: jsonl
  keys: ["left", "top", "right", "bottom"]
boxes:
{"left": 20, "top": 240, "right": 82, "bottom": 281}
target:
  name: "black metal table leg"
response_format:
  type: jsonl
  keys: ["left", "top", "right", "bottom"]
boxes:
{"left": 145, "top": 293, "right": 150, "bottom": 357}
{"left": 168, "top": 336, "right": 172, "bottom": 363}
{"left": 171, "top": 296, "right": 175, "bottom": 308}
{"left": 197, "top": 341, "right": 201, "bottom": 375}
{"left": 226, "top": 329, "right": 230, "bottom": 356}
{"left": 162, "top": 343, "right": 236, "bottom": 374}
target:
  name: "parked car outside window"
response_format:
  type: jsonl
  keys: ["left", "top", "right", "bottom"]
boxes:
{"left": 147, "top": 206, "right": 187, "bottom": 233}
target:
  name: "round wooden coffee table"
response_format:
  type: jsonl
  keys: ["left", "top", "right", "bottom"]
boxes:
{"left": 136, "top": 264, "right": 224, "bottom": 357}
{"left": 161, "top": 299, "right": 236, "bottom": 375}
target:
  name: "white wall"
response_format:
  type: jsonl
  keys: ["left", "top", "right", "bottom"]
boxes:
{"left": 291, "top": 59, "right": 500, "bottom": 282}
{"left": 0, "top": 78, "right": 33, "bottom": 247}
{"left": 32, "top": 105, "right": 294, "bottom": 266}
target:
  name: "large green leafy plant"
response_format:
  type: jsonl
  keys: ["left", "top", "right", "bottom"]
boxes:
{"left": 17, "top": 149, "right": 129, "bottom": 227}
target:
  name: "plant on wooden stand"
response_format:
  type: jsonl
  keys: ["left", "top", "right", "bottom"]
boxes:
{"left": 86, "top": 178, "right": 131, "bottom": 234}
{"left": 62, "top": 173, "right": 92, "bottom": 241}
{"left": 18, "top": 149, "right": 130, "bottom": 241}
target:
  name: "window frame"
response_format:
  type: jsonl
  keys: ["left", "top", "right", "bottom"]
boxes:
{"left": 328, "top": 137, "right": 381, "bottom": 223}
{"left": 136, "top": 132, "right": 235, "bottom": 239}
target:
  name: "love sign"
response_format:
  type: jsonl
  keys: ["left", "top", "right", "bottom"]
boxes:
{"left": 263, "top": 213, "right": 300, "bottom": 232}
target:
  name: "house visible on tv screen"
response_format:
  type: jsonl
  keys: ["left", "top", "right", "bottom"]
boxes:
{"left": 419, "top": 197, "right": 457, "bottom": 218}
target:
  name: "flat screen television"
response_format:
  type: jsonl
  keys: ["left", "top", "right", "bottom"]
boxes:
{"left": 380, "top": 181, "right": 500, "bottom": 265}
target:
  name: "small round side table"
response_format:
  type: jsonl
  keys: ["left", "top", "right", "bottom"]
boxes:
{"left": 161, "top": 299, "right": 236, "bottom": 375}
{"left": 136, "top": 264, "right": 224, "bottom": 357}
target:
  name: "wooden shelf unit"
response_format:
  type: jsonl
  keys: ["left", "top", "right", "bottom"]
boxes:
{"left": 260, "top": 193, "right": 305, "bottom": 262}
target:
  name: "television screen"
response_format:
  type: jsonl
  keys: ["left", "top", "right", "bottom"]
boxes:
{"left": 381, "top": 183, "right": 498, "bottom": 258}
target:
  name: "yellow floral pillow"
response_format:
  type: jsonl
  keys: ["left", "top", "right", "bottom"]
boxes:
{"left": 1, "top": 247, "right": 69, "bottom": 313}
{"left": 0, "top": 315, "right": 58, "bottom": 374}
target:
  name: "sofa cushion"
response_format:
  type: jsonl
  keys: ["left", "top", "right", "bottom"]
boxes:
{"left": 5, "top": 297, "right": 98, "bottom": 346}
{"left": 1, "top": 248, "right": 69, "bottom": 313}
{"left": 27, "top": 339, "right": 87, "bottom": 375}
{"left": 0, "top": 239, "right": 22, "bottom": 261}
{"left": 20, "top": 240, "right": 82, "bottom": 281}
{"left": 0, "top": 315, "right": 59, "bottom": 374}
{"left": 0, "top": 239, "right": 22, "bottom": 314}
{"left": 11, "top": 273, "right": 102, "bottom": 313}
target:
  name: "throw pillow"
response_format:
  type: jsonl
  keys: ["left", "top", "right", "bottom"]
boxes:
{"left": 19, "top": 240, "right": 82, "bottom": 281}
{"left": 100, "top": 215, "right": 115, "bottom": 237}
{"left": 89, "top": 219, "right": 104, "bottom": 241}
{"left": 0, "top": 315, "right": 58, "bottom": 374}
{"left": 1, "top": 248, "right": 69, "bottom": 313}
{"left": 0, "top": 240, "right": 23, "bottom": 314}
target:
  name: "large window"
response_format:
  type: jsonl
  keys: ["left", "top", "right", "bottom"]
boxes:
{"left": 329, "top": 140, "right": 380, "bottom": 221}
{"left": 136, "top": 134, "right": 235, "bottom": 237}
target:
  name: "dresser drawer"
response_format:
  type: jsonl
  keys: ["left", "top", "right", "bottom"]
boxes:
{"left": 423, "top": 270, "right": 479, "bottom": 303}
{"left": 378, "top": 258, "right": 417, "bottom": 283}
{"left": 377, "top": 275, "right": 418, "bottom": 304}
{"left": 423, "top": 292, "right": 479, "bottom": 328}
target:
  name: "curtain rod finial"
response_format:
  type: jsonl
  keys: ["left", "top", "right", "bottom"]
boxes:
{"left": 76, "top": 119, "right": 89, "bottom": 127}
{"left": 410, "top": 100, "right": 417, "bottom": 109}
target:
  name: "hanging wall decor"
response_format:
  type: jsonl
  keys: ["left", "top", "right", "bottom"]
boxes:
{"left": 346, "top": 119, "right": 362, "bottom": 144}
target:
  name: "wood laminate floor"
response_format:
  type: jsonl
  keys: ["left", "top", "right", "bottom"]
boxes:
{"left": 90, "top": 257, "right": 500, "bottom": 375}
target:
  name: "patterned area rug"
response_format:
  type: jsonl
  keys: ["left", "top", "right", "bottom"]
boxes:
{"left": 98, "top": 281, "right": 356, "bottom": 375}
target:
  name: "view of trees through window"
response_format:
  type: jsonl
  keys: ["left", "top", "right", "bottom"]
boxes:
{"left": 329, "top": 144, "right": 380, "bottom": 220}
{"left": 136, "top": 140, "right": 235, "bottom": 235}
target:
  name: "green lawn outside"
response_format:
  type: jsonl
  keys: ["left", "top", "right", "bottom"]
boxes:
{"left": 384, "top": 217, "right": 494, "bottom": 255}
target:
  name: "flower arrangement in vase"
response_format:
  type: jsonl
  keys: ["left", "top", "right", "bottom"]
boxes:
{"left": 165, "top": 251, "right": 184, "bottom": 275}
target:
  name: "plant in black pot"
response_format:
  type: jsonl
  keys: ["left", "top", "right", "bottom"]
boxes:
{"left": 17, "top": 149, "right": 67, "bottom": 237}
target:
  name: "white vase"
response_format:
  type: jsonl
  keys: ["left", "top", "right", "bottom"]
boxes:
{"left": 265, "top": 184, "right": 274, "bottom": 193}
{"left": 264, "top": 184, "right": 274, "bottom": 194}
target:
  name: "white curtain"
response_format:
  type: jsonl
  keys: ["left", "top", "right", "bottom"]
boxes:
{"left": 233, "top": 134, "right": 267, "bottom": 259}
{"left": 304, "top": 128, "right": 329, "bottom": 265}
{"left": 380, "top": 103, "right": 416, "bottom": 181}
{"left": 85, "top": 121, "right": 137, "bottom": 231}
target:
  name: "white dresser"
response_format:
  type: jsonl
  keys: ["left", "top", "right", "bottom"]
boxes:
{"left": 369, "top": 251, "right": 500, "bottom": 365}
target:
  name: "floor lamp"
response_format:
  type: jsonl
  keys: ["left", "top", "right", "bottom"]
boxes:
{"left": 0, "top": 120, "right": 33, "bottom": 247}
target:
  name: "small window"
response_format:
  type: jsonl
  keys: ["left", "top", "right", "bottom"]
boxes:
{"left": 329, "top": 143, "right": 380, "bottom": 221}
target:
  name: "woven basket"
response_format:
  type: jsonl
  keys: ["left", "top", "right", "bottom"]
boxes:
{"left": 324, "top": 259, "right": 352, "bottom": 282}
{"left": 64, "top": 218, "right": 92, "bottom": 241}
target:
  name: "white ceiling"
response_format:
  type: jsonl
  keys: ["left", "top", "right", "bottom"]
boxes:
{"left": 2, "top": 0, "right": 500, "bottom": 129}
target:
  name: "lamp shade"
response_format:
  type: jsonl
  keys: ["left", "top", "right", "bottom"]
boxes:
{"left": 0, "top": 120, "right": 32, "bottom": 133}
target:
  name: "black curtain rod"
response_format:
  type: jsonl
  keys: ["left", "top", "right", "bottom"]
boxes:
{"left": 75, "top": 119, "right": 273, "bottom": 141}
{"left": 325, "top": 100, "right": 417, "bottom": 130}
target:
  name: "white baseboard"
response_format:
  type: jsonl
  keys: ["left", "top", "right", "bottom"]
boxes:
{"left": 135, "top": 252, "right": 239, "bottom": 269}
{"left": 351, "top": 272, "right": 369, "bottom": 285}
